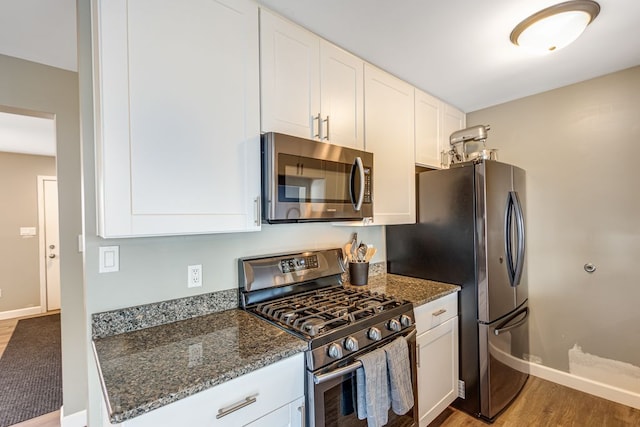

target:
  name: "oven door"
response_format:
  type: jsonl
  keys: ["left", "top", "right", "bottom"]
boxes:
{"left": 307, "top": 329, "right": 418, "bottom": 427}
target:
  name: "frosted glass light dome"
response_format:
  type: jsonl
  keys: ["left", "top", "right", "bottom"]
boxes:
{"left": 510, "top": 1, "right": 600, "bottom": 53}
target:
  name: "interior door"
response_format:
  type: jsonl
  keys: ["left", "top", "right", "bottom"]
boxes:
{"left": 43, "top": 178, "right": 61, "bottom": 311}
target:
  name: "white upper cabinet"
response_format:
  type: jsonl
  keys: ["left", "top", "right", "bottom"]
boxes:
{"left": 260, "top": 8, "right": 320, "bottom": 140}
{"left": 319, "top": 40, "right": 365, "bottom": 149}
{"left": 92, "top": 0, "right": 261, "bottom": 237}
{"left": 440, "top": 104, "right": 466, "bottom": 169}
{"left": 415, "top": 89, "right": 466, "bottom": 169}
{"left": 364, "top": 64, "right": 416, "bottom": 225}
{"left": 260, "top": 9, "right": 364, "bottom": 149}
{"left": 414, "top": 89, "right": 442, "bottom": 168}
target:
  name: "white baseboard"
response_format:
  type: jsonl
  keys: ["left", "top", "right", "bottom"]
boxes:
{"left": 0, "top": 306, "right": 42, "bottom": 320}
{"left": 60, "top": 407, "right": 87, "bottom": 427}
{"left": 529, "top": 362, "right": 640, "bottom": 410}
{"left": 489, "top": 342, "right": 640, "bottom": 410}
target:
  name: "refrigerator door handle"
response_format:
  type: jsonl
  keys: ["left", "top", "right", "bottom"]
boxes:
{"left": 512, "top": 191, "right": 526, "bottom": 287}
{"left": 505, "top": 191, "right": 525, "bottom": 287}
{"left": 494, "top": 306, "right": 529, "bottom": 336}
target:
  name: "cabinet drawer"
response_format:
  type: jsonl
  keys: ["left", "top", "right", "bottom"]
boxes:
{"left": 120, "top": 353, "right": 304, "bottom": 427}
{"left": 415, "top": 292, "right": 458, "bottom": 334}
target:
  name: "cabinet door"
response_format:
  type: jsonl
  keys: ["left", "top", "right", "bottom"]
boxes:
{"left": 364, "top": 64, "right": 416, "bottom": 225}
{"left": 319, "top": 41, "right": 364, "bottom": 149}
{"left": 417, "top": 317, "right": 459, "bottom": 427}
{"left": 440, "top": 104, "right": 466, "bottom": 169}
{"left": 244, "top": 397, "right": 304, "bottom": 427}
{"left": 260, "top": 8, "right": 320, "bottom": 139}
{"left": 117, "top": 354, "right": 304, "bottom": 427}
{"left": 415, "top": 89, "right": 442, "bottom": 168}
{"left": 94, "top": 0, "right": 261, "bottom": 237}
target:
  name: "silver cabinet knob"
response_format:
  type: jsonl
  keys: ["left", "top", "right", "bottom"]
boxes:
{"left": 328, "top": 343, "right": 343, "bottom": 359}
{"left": 584, "top": 263, "right": 596, "bottom": 273}
{"left": 344, "top": 336, "right": 359, "bottom": 352}
{"left": 368, "top": 327, "right": 382, "bottom": 341}
{"left": 49, "top": 254, "right": 56, "bottom": 259}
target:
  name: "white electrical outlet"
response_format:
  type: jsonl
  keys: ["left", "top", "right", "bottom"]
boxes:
{"left": 188, "top": 264, "right": 202, "bottom": 288}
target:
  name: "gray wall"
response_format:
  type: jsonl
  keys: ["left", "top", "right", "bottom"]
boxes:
{"left": 468, "top": 66, "right": 640, "bottom": 394}
{"left": 0, "top": 152, "right": 56, "bottom": 312}
{"left": 0, "top": 53, "right": 87, "bottom": 416}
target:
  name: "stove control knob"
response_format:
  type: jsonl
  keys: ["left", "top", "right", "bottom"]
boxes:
{"left": 388, "top": 318, "right": 401, "bottom": 332}
{"left": 344, "top": 336, "right": 359, "bottom": 352}
{"left": 368, "top": 327, "right": 382, "bottom": 341}
{"left": 400, "top": 315, "right": 413, "bottom": 328}
{"left": 328, "top": 343, "right": 343, "bottom": 359}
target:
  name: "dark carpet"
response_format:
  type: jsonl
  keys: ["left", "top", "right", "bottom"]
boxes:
{"left": 0, "top": 314, "right": 62, "bottom": 427}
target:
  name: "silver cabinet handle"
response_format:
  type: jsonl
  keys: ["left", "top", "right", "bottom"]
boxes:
{"left": 322, "top": 116, "right": 330, "bottom": 141}
{"left": 432, "top": 308, "right": 447, "bottom": 316}
{"left": 254, "top": 197, "right": 261, "bottom": 227}
{"left": 313, "top": 113, "right": 321, "bottom": 139}
{"left": 298, "top": 402, "right": 306, "bottom": 427}
{"left": 216, "top": 394, "right": 258, "bottom": 419}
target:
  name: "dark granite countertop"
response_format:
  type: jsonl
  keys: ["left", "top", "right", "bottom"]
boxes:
{"left": 93, "top": 309, "right": 307, "bottom": 424}
{"left": 346, "top": 273, "right": 460, "bottom": 306}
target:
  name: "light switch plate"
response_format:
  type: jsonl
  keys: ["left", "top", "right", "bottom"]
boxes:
{"left": 99, "top": 246, "right": 119, "bottom": 273}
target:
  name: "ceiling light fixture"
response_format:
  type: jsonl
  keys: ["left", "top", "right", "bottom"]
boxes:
{"left": 510, "top": 1, "right": 600, "bottom": 53}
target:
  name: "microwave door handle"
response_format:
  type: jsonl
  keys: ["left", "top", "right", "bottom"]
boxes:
{"left": 352, "top": 157, "right": 365, "bottom": 211}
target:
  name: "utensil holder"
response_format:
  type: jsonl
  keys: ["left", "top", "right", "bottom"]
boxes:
{"left": 349, "top": 261, "right": 369, "bottom": 286}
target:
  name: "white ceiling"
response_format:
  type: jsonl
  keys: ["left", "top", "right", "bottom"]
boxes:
{"left": 258, "top": 0, "right": 640, "bottom": 112}
{"left": 0, "top": 111, "right": 56, "bottom": 157}
{"left": 0, "top": 0, "right": 638, "bottom": 118}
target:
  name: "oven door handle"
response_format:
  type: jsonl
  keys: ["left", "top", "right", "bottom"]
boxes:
{"left": 312, "top": 328, "right": 417, "bottom": 385}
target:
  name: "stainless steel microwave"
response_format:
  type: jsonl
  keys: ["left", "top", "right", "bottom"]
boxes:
{"left": 261, "top": 132, "right": 373, "bottom": 223}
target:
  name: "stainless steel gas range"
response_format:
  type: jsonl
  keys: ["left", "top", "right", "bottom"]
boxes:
{"left": 239, "top": 248, "right": 418, "bottom": 427}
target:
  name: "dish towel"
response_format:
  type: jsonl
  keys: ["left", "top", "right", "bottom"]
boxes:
{"left": 356, "top": 347, "right": 390, "bottom": 427}
{"left": 384, "top": 336, "right": 414, "bottom": 415}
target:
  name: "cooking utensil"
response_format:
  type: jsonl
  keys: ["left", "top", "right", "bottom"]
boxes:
{"left": 364, "top": 246, "right": 377, "bottom": 262}
{"left": 350, "top": 233, "right": 358, "bottom": 262}
{"left": 357, "top": 242, "right": 368, "bottom": 262}
{"left": 343, "top": 242, "right": 353, "bottom": 263}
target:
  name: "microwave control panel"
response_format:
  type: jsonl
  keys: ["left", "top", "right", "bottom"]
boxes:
{"left": 364, "top": 167, "right": 372, "bottom": 203}
{"left": 280, "top": 255, "right": 319, "bottom": 274}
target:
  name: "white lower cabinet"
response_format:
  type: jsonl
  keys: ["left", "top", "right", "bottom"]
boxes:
{"left": 107, "top": 353, "right": 305, "bottom": 427}
{"left": 415, "top": 294, "right": 459, "bottom": 427}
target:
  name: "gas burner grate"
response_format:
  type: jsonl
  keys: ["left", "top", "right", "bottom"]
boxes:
{"left": 253, "top": 287, "right": 407, "bottom": 338}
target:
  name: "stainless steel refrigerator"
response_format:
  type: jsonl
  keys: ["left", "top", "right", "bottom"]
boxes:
{"left": 386, "top": 160, "right": 530, "bottom": 421}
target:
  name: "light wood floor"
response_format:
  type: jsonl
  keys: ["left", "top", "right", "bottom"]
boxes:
{"left": 430, "top": 375, "right": 640, "bottom": 427}
{"left": 3, "top": 314, "right": 639, "bottom": 426}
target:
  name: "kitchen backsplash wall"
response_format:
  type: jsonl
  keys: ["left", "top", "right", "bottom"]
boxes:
{"left": 84, "top": 224, "right": 385, "bottom": 315}
{"left": 468, "top": 65, "right": 640, "bottom": 397}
